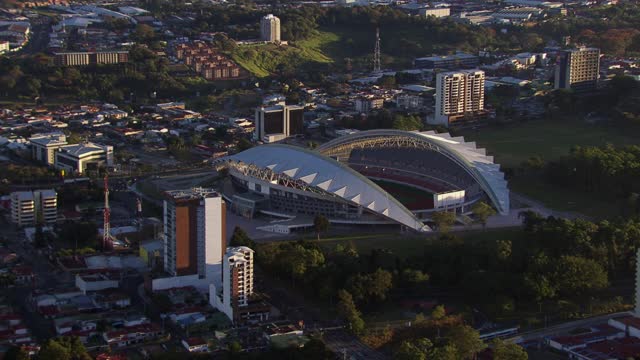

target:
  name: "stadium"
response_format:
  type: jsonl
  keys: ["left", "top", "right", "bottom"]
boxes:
{"left": 218, "top": 130, "right": 509, "bottom": 232}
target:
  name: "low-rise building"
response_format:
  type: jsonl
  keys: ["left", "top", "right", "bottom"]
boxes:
{"left": 75, "top": 273, "right": 120, "bottom": 294}
{"left": 354, "top": 97, "right": 384, "bottom": 113}
{"left": 53, "top": 51, "right": 129, "bottom": 66}
{"left": 181, "top": 337, "right": 209, "bottom": 353}
{"left": 29, "top": 132, "right": 67, "bottom": 166}
{"left": 10, "top": 189, "right": 57, "bottom": 227}
{"left": 103, "top": 323, "right": 163, "bottom": 348}
{"left": 54, "top": 142, "right": 113, "bottom": 175}
{"left": 414, "top": 53, "right": 479, "bottom": 69}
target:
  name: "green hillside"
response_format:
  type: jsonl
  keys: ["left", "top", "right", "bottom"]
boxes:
{"left": 231, "top": 31, "right": 337, "bottom": 78}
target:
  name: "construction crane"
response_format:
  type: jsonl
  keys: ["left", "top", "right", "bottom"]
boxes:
{"left": 103, "top": 174, "right": 111, "bottom": 250}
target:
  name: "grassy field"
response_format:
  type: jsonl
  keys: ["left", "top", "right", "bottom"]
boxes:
{"left": 462, "top": 118, "right": 640, "bottom": 168}
{"left": 310, "top": 228, "right": 522, "bottom": 258}
{"left": 230, "top": 31, "right": 336, "bottom": 77}
{"left": 509, "top": 176, "right": 622, "bottom": 219}
{"left": 461, "top": 119, "right": 640, "bottom": 218}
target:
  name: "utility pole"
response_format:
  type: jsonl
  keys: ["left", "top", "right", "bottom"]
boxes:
{"left": 103, "top": 174, "right": 111, "bottom": 250}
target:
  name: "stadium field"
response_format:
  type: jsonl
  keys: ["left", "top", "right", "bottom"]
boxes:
{"left": 372, "top": 179, "right": 434, "bottom": 210}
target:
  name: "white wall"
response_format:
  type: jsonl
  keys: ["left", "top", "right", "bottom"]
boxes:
{"left": 151, "top": 274, "right": 209, "bottom": 292}
{"left": 203, "top": 197, "right": 223, "bottom": 288}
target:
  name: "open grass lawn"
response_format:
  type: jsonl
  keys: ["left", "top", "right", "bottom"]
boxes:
{"left": 462, "top": 118, "right": 640, "bottom": 168}
{"left": 231, "top": 31, "right": 337, "bottom": 77}
{"left": 509, "top": 176, "right": 623, "bottom": 219}
{"left": 462, "top": 119, "right": 640, "bottom": 218}
{"left": 312, "top": 228, "right": 522, "bottom": 258}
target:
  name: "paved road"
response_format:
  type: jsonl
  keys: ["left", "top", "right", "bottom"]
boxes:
{"left": 507, "top": 311, "right": 631, "bottom": 344}
{"left": 447, "top": 191, "right": 587, "bottom": 233}
{"left": 323, "top": 330, "right": 389, "bottom": 360}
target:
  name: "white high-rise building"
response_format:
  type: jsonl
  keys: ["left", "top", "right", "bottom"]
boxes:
{"left": 555, "top": 47, "right": 600, "bottom": 92}
{"left": 211, "top": 246, "right": 269, "bottom": 324}
{"left": 11, "top": 189, "right": 57, "bottom": 227}
{"left": 163, "top": 188, "right": 226, "bottom": 286}
{"left": 434, "top": 69, "right": 485, "bottom": 127}
{"left": 260, "top": 14, "right": 281, "bottom": 43}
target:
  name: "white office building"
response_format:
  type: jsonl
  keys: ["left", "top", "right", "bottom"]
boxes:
{"left": 151, "top": 188, "right": 226, "bottom": 292}
{"left": 54, "top": 142, "right": 113, "bottom": 175}
{"left": 433, "top": 69, "right": 485, "bottom": 127}
{"left": 11, "top": 189, "right": 57, "bottom": 227}
{"left": 260, "top": 14, "right": 281, "bottom": 43}
{"left": 555, "top": 47, "right": 600, "bottom": 92}
{"left": 254, "top": 102, "right": 304, "bottom": 143}
{"left": 30, "top": 133, "right": 68, "bottom": 166}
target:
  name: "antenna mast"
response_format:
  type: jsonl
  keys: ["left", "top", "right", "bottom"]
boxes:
{"left": 103, "top": 174, "right": 111, "bottom": 250}
{"left": 373, "top": 27, "right": 381, "bottom": 73}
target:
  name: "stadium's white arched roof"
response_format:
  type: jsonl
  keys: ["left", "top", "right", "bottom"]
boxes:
{"left": 226, "top": 144, "right": 429, "bottom": 231}
{"left": 318, "top": 130, "right": 509, "bottom": 215}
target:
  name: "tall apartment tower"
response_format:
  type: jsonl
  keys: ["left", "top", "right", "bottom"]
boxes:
{"left": 555, "top": 47, "right": 600, "bottom": 92}
{"left": 163, "top": 188, "right": 226, "bottom": 284}
{"left": 11, "top": 190, "right": 57, "bottom": 227}
{"left": 211, "top": 246, "right": 268, "bottom": 324}
{"left": 254, "top": 102, "right": 304, "bottom": 143}
{"left": 260, "top": 14, "right": 281, "bottom": 43}
{"left": 221, "top": 247, "right": 254, "bottom": 321}
{"left": 434, "top": 69, "right": 485, "bottom": 127}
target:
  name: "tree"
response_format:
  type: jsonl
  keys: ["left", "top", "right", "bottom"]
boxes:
{"left": 337, "top": 290, "right": 365, "bottom": 335}
{"left": 395, "top": 338, "right": 432, "bottom": 360}
{"left": 313, "top": 214, "right": 330, "bottom": 240}
{"left": 491, "top": 339, "right": 528, "bottom": 360}
{"left": 347, "top": 269, "right": 393, "bottom": 303}
{"left": 229, "top": 226, "right": 255, "bottom": 248}
{"left": 431, "top": 304, "right": 446, "bottom": 320}
{"left": 369, "top": 268, "right": 394, "bottom": 301}
{"left": 37, "top": 337, "right": 91, "bottom": 360}
{"left": 471, "top": 202, "right": 496, "bottom": 229}
{"left": 4, "top": 346, "right": 29, "bottom": 360}
{"left": 228, "top": 341, "right": 242, "bottom": 354}
{"left": 133, "top": 24, "right": 156, "bottom": 42}
{"left": 446, "top": 325, "right": 486, "bottom": 360}
{"left": 431, "top": 211, "right": 456, "bottom": 233}
{"left": 401, "top": 268, "right": 429, "bottom": 290}
{"left": 430, "top": 344, "right": 458, "bottom": 360}
{"left": 555, "top": 255, "right": 608, "bottom": 297}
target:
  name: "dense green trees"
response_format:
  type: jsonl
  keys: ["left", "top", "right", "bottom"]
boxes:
{"left": 0, "top": 44, "right": 192, "bottom": 103}
{"left": 229, "top": 226, "right": 256, "bottom": 248}
{"left": 37, "top": 337, "right": 91, "bottom": 360}
{"left": 392, "top": 114, "right": 423, "bottom": 131}
{"left": 337, "top": 290, "right": 365, "bottom": 334}
{"left": 471, "top": 201, "right": 496, "bottom": 229}
{"left": 545, "top": 144, "right": 640, "bottom": 197}
{"left": 491, "top": 339, "right": 528, "bottom": 360}
{"left": 430, "top": 211, "right": 456, "bottom": 233}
